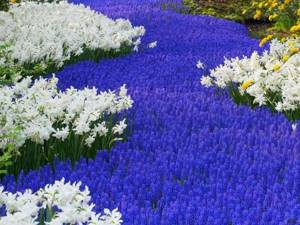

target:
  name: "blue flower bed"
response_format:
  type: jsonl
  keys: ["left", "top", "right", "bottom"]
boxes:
{"left": 1, "top": 0, "right": 300, "bottom": 224}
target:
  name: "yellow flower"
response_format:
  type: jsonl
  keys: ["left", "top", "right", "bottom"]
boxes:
{"left": 259, "top": 34, "right": 273, "bottom": 47}
{"left": 288, "top": 41, "right": 295, "bottom": 47}
{"left": 270, "top": 2, "right": 278, "bottom": 9}
{"left": 269, "top": 13, "right": 278, "bottom": 21}
{"left": 281, "top": 37, "right": 286, "bottom": 43}
{"left": 278, "top": 4, "right": 285, "bottom": 11}
{"left": 290, "top": 25, "right": 300, "bottom": 33}
{"left": 269, "top": 15, "right": 273, "bottom": 21}
{"left": 10, "top": 0, "right": 17, "bottom": 3}
{"left": 284, "top": 0, "right": 292, "bottom": 4}
{"left": 258, "top": 2, "right": 264, "bottom": 8}
{"left": 289, "top": 47, "right": 299, "bottom": 54}
{"left": 282, "top": 54, "right": 289, "bottom": 62}
{"left": 273, "top": 64, "right": 281, "bottom": 71}
{"left": 254, "top": 10, "right": 263, "bottom": 20}
{"left": 241, "top": 80, "right": 254, "bottom": 90}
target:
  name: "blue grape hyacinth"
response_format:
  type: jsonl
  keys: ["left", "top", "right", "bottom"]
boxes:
{"left": 1, "top": 0, "right": 299, "bottom": 224}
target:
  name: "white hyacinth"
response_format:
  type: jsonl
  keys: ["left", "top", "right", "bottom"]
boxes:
{"left": 0, "top": 179, "right": 123, "bottom": 225}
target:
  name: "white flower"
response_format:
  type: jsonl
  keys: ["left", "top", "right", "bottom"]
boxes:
{"left": 200, "top": 76, "right": 213, "bottom": 87}
{"left": 119, "top": 84, "right": 128, "bottom": 97}
{"left": 100, "top": 208, "right": 123, "bottom": 225}
{"left": 93, "top": 122, "right": 109, "bottom": 137}
{"left": 253, "top": 94, "right": 266, "bottom": 106}
{"left": 201, "top": 38, "right": 300, "bottom": 114}
{"left": 112, "top": 119, "right": 127, "bottom": 135}
{"left": 275, "top": 102, "right": 283, "bottom": 112}
{"left": 0, "top": 179, "right": 123, "bottom": 225}
{"left": 85, "top": 135, "right": 96, "bottom": 147}
{"left": 52, "top": 127, "right": 69, "bottom": 140}
{"left": 0, "top": 75, "right": 132, "bottom": 150}
{"left": 133, "top": 45, "right": 139, "bottom": 52}
{"left": 292, "top": 123, "right": 297, "bottom": 132}
{"left": 0, "top": 1, "right": 145, "bottom": 74}
{"left": 148, "top": 41, "right": 157, "bottom": 49}
{"left": 196, "top": 60, "right": 205, "bottom": 69}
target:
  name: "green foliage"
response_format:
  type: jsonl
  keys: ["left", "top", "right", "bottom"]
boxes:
{"left": 274, "top": 14, "right": 295, "bottom": 32}
{"left": 228, "top": 83, "right": 300, "bottom": 122}
{"left": 0, "top": 128, "right": 22, "bottom": 176}
{"left": 1, "top": 114, "right": 130, "bottom": 180}
{"left": 0, "top": 149, "right": 14, "bottom": 175}
{"left": 38, "top": 207, "right": 56, "bottom": 225}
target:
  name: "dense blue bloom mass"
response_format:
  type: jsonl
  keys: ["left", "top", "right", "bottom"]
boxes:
{"left": 1, "top": 0, "right": 300, "bottom": 224}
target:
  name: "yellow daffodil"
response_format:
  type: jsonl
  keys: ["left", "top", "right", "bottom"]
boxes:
{"left": 254, "top": 10, "right": 263, "bottom": 20}
{"left": 241, "top": 80, "right": 254, "bottom": 90}
{"left": 278, "top": 4, "right": 285, "bottom": 11}
{"left": 282, "top": 55, "right": 289, "bottom": 62}
{"left": 288, "top": 41, "right": 295, "bottom": 47}
{"left": 270, "top": 2, "right": 278, "bottom": 9}
{"left": 259, "top": 35, "right": 273, "bottom": 47}
{"left": 284, "top": 0, "right": 292, "bottom": 4}
{"left": 273, "top": 64, "right": 281, "bottom": 71}
{"left": 258, "top": 2, "right": 264, "bottom": 8}
{"left": 289, "top": 47, "right": 299, "bottom": 54}
{"left": 290, "top": 25, "right": 300, "bottom": 33}
{"left": 269, "top": 13, "right": 278, "bottom": 21}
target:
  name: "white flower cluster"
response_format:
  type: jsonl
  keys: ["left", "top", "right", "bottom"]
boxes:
{"left": 0, "top": 179, "right": 123, "bottom": 225}
{"left": 196, "top": 60, "right": 205, "bottom": 69}
{"left": 0, "top": 1, "right": 145, "bottom": 67}
{"left": 0, "top": 75, "right": 133, "bottom": 149}
{"left": 201, "top": 39, "right": 300, "bottom": 112}
{"left": 147, "top": 41, "right": 157, "bottom": 49}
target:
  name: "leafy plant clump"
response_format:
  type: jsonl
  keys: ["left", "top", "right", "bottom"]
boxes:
{"left": 182, "top": 0, "right": 298, "bottom": 40}
{"left": 0, "top": 76, "right": 133, "bottom": 178}
{"left": 200, "top": 38, "right": 300, "bottom": 121}
{"left": 183, "top": 0, "right": 255, "bottom": 23}
{"left": 0, "top": 1, "right": 145, "bottom": 84}
{"left": 251, "top": 0, "right": 300, "bottom": 44}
